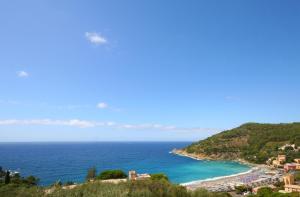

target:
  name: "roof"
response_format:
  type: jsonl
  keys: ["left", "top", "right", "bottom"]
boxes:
{"left": 284, "top": 163, "right": 297, "bottom": 166}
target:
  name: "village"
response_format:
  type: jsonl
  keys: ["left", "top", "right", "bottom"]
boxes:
{"left": 180, "top": 143, "right": 300, "bottom": 196}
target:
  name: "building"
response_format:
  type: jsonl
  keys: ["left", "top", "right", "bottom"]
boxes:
{"left": 284, "top": 163, "right": 297, "bottom": 172}
{"left": 277, "top": 155, "right": 286, "bottom": 164}
{"left": 128, "top": 170, "right": 150, "bottom": 181}
{"left": 272, "top": 160, "right": 281, "bottom": 167}
{"left": 283, "top": 174, "right": 295, "bottom": 185}
{"left": 279, "top": 144, "right": 297, "bottom": 151}
{"left": 283, "top": 173, "right": 300, "bottom": 193}
{"left": 285, "top": 185, "right": 300, "bottom": 193}
{"left": 136, "top": 173, "right": 151, "bottom": 180}
{"left": 294, "top": 158, "right": 300, "bottom": 164}
{"left": 128, "top": 171, "right": 137, "bottom": 180}
{"left": 272, "top": 155, "right": 286, "bottom": 168}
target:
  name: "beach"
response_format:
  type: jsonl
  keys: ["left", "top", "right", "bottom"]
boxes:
{"left": 173, "top": 149, "right": 282, "bottom": 192}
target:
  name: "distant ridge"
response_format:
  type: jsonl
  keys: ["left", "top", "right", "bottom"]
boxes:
{"left": 182, "top": 122, "right": 300, "bottom": 164}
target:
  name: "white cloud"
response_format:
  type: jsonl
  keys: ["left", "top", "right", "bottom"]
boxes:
{"left": 85, "top": 32, "right": 107, "bottom": 45}
{"left": 0, "top": 119, "right": 221, "bottom": 133}
{"left": 17, "top": 71, "right": 29, "bottom": 78}
{"left": 0, "top": 119, "right": 95, "bottom": 128}
{"left": 67, "top": 119, "right": 95, "bottom": 128}
{"left": 97, "top": 102, "right": 108, "bottom": 109}
{"left": 96, "top": 102, "right": 122, "bottom": 112}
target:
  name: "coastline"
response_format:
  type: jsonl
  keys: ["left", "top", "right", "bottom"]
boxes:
{"left": 181, "top": 167, "right": 254, "bottom": 186}
{"left": 172, "top": 148, "right": 258, "bottom": 167}
{"left": 172, "top": 149, "right": 276, "bottom": 191}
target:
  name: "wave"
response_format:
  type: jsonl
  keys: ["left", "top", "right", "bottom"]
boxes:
{"left": 180, "top": 168, "right": 255, "bottom": 186}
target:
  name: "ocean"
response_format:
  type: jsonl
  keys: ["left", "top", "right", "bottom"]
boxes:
{"left": 0, "top": 142, "right": 250, "bottom": 186}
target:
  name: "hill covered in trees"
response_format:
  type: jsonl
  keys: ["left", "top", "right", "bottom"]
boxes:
{"left": 183, "top": 122, "right": 300, "bottom": 164}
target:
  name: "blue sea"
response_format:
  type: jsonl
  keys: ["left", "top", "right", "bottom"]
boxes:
{"left": 0, "top": 142, "right": 250, "bottom": 186}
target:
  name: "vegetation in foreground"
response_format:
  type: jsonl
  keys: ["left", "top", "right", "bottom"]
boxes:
{"left": 184, "top": 122, "right": 300, "bottom": 163}
{"left": 0, "top": 167, "right": 299, "bottom": 197}
{"left": 1, "top": 177, "right": 299, "bottom": 197}
{"left": 0, "top": 167, "right": 231, "bottom": 197}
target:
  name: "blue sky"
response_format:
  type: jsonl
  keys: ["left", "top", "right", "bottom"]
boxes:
{"left": 0, "top": 0, "right": 300, "bottom": 141}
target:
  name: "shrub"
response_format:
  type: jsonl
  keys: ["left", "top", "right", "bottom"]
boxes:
{"left": 63, "top": 181, "right": 75, "bottom": 186}
{"left": 85, "top": 167, "right": 97, "bottom": 181}
{"left": 235, "top": 185, "right": 251, "bottom": 194}
{"left": 97, "top": 170, "right": 127, "bottom": 180}
{"left": 150, "top": 173, "right": 169, "bottom": 181}
{"left": 4, "top": 171, "right": 10, "bottom": 184}
{"left": 191, "top": 188, "right": 231, "bottom": 197}
{"left": 128, "top": 179, "right": 189, "bottom": 197}
{"left": 24, "top": 176, "right": 39, "bottom": 186}
{"left": 256, "top": 187, "right": 273, "bottom": 197}
{"left": 294, "top": 171, "right": 300, "bottom": 181}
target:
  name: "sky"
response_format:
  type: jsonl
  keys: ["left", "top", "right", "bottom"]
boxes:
{"left": 0, "top": 0, "right": 300, "bottom": 142}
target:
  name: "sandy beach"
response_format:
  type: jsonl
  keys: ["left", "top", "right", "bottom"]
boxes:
{"left": 173, "top": 149, "right": 281, "bottom": 192}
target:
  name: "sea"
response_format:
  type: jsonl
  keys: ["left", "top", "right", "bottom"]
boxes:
{"left": 0, "top": 142, "right": 250, "bottom": 186}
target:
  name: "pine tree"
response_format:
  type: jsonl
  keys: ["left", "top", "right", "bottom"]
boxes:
{"left": 4, "top": 171, "right": 10, "bottom": 184}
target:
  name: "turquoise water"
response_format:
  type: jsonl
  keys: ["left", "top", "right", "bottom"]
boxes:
{"left": 0, "top": 142, "right": 250, "bottom": 185}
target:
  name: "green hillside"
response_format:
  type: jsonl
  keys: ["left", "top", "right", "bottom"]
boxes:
{"left": 184, "top": 123, "right": 300, "bottom": 163}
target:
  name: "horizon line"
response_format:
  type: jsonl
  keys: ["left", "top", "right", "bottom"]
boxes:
{"left": 0, "top": 140, "right": 195, "bottom": 143}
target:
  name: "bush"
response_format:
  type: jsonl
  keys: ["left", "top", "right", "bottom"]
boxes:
{"left": 256, "top": 187, "right": 273, "bottom": 197}
{"left": 85, "top": 167, "right": 97, "bottom": 181}
{"left": 49, "top": 182, "right": 129, "bottom": 197}
{"left": 190, "top": 188, "right": 231, "bottom": 197}
{"left": 97, "top": 170, "right": 127, "bottom": 180}
{"left": 127, "top": 179, "right": 189, "bottom": 197}
{"left": 0, "top": 184, "right": 44, "bottom": 197}
{"left": 4, "top": 171, "right": 10, "bottom": 184}
{"left": 0, "top": 167, "right": 5, "bottom": 177}
{"left": 24, "top": 176, "right": 39, "bottom": 186}
{"left": 294, "top": 171, "right": 300, "bottom": 181}
{"left": 0, "top": 177, "right": 236, "bottom": 197}
{"left": 150, "top": 173, "right": 169, "bottom": 181}
{"left": 63, "top": 181, "right": 74, "bottom": 186}
{"left": 235, "top": 185, "right": 251, "bottom": 194}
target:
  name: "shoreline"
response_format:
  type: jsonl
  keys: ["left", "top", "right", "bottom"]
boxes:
{"left": 172, "top": 149, "right": 258, "bottom": 167}
{"left": 172, "top": 149, "right": 276, "bottom": 191}
{"left": 181, "top": 167, "right": 255, "bottom": 186}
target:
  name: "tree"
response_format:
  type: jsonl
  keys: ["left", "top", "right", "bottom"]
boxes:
{"left": 25, "top": 176, "right": 39, "bottom": 185}
{"left": 257, "top": 187, "right": 273, "bottom": 197}
{"left": 97, "top": 170, "right": 127, "bottom": 180}
{"left": 150, "top": 173, "right": 169, "bottom": 181}
{"left": 63, "top": 181, "right": 75, "bottom": 186}
{"left": 235, "top": 185, "right": 250, "bottom": 194}
{"left": 4, "top": 171, "right": 10, "bottom": 184}
{"left": 0, "top": 167, "right": 5, "bottom": 177}
{"left": 10, "top": 173, "right": 22, "bottom": 184}
{"left": 86, "top": 167, "right": 97, "bottom": 181}
{"left": 294, "top": 171, "right": 300, "bottom": 181}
